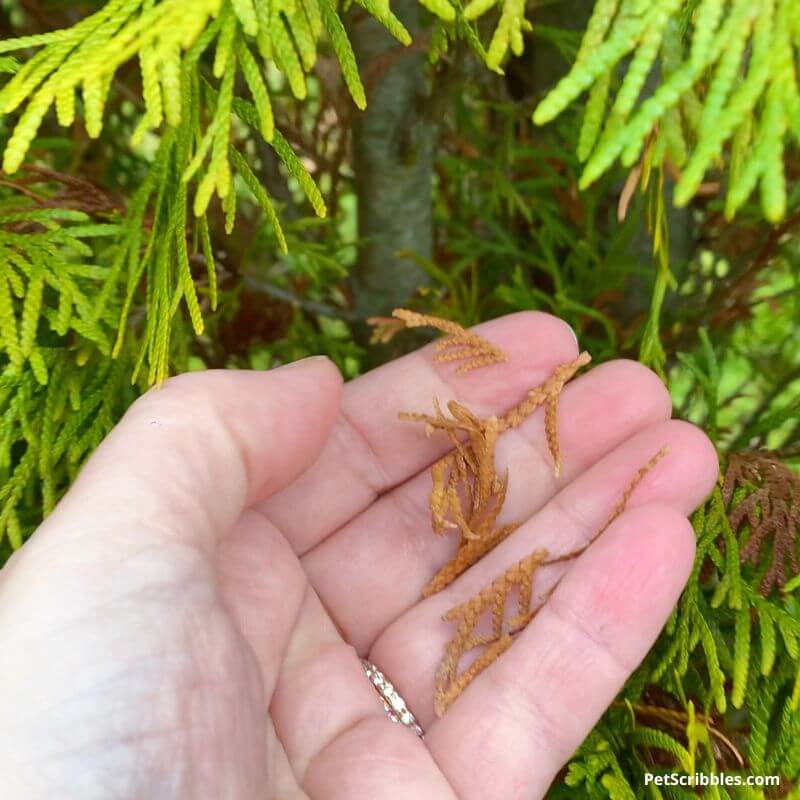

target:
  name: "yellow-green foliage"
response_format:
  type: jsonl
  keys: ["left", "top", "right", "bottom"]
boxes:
{"left": 0, "top": 0, "right": 360, "bottom": 177}
{"left": 0, "top": 208, "right": 119, "bottom": 385}
{"left": 533, "top": 0, "right": 800, "bottom": 222}
{"left": 0, "top": 0, "right": 461, "bottom": 176}
{"left": 355, "top": 0, "right": 412, "bottom": 46}
{"left": 464, "top": 0, "right": 530, "bottom": 72}
{"left": 0, "top": 0, "right": 470, "bottom": 384}
{"left": 0, "top": 353, "right": 132, "bottom": 548}
{"left": 0, "top": 0, "right": 222, "bottom": 173}
{"left": 564, "top": 483, "right": 800, "bottom": 799}
{"left": 0, "top": 204, "right": 137, "bottom": 546}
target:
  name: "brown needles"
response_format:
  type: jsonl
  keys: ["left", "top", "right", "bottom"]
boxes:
{"left": 497, "top": 351, "right": 591, "bottom": 477}
{"left": 368, "top": 308, "right": 508, "bottom": 372}
{"left": 400, "top": 398, "right": 516, "bottom": 597}
{"left": 435, "top": 549, "right": 549, "bottom": 716}
{"left": 395, "top": 314, "right": 592, "bottom": 595}
{"left": 723, "top": 451, "right": 800, "bottom": 595}
{"left": 434, "top": 448, "right": 668, "bottom": 717}
{"left": 387, "top": 309, "right": 668, "bottom": 717}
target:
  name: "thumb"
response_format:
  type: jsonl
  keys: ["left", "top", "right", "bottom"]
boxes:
{"left": 33, "top": 357, "right": 343, "bottom": 555}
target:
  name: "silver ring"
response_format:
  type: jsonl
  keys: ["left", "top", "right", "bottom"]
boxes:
{"left": 361, "top": 659, "right": 424, "bottom": 738}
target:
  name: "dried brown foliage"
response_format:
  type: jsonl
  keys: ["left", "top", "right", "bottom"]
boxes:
{"left": 367, "top": 309, "right": 508, "bottom": 372}
{"left": 435, "top": 549, "right": 549, "bottom": 716}
{"left": 401, "top": 401, "right": 506, "bottom": 540}
{"left": 0, "top": 166, "right": 122, "bottom": 219}
{"left": 722, "top": 451, "right": 800, "bottom": 595}
{"left": 366, "top": 314, "right": 407, "bottom": 344}
{"left": 498, "top": 352, "right": 592, "bottom": 477}
{"left": 407, "top": 404, "right": 554, "bottom": 596}
{"left": 401, "top": 351, "right": 591, "bottom": 596}
{"left": 433, "top": 448, "right": 667, "bottom": 716}
{"left": 392, "top": 309, "right": 667, "bottom": 716}
{"left": 590, "top": 446, "right": 669, "bottom": 543}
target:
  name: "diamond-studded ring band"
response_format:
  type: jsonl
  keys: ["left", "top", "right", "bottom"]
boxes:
{"left": 361, "top": 659, "right": 424, "bottom": 738}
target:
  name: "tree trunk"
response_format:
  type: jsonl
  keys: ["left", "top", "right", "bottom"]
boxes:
{"left": 348, "top": 0, "right": 436, "bottom": 316}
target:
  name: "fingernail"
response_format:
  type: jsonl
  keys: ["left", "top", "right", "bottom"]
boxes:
{"left": 274, "top": 355, "right": 331, "bottom": 371}
{"left": 567, "top": 323, "right": 579, "bottom": 347}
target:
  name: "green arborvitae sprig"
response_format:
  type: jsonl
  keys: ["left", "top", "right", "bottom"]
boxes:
{"left": 229, "top": 146, "right": 287, "bottom": 252}
{"left": 317, "top": 0, "right": 366, "bottom": 109}
{"left": 427, "top": 0, "right": 490, "bottom": 67}
{"left": 236, "top": 36, "right": 274, "bottom": 140}
{"left": 0, "top": 192, "right": 136, "bottom": 550}
{"left": 532, "top": 0, "right": 800, "bottom": 222}
{"left": 464, "top": 0, "right": 527, "bottom": 71}
{"left": 0, "top": 206, "right": 120, "bottom": 385}
{"left": 0, "top": 352, "right": 132, "bottom": 549}
{"left": 229, "top": 94, "right": 327, "bottom": 217}
{"left": 355, "top": 0, "right": 411, "bottom": 45}
{"left": 0, "top": 0, "right": 456, "bottom": 171}
{"left": 107, "top": 122, "right": 211, "bottom": 385}
{"left": 460, "top": 0, "right": 529, "bottom": 72}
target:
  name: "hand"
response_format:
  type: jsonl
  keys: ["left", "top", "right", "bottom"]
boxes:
{"left": 0, "top": 312, "right": 718, "bottom": 800}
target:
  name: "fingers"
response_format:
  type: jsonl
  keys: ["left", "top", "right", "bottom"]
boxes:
{"left": 267, "top": 585, "right": 456, "bottom": 800}
{"left": 368, "top": 419, "right": 717, "bottom": 727}
{"left": 217, "top": 492, "right": 450, "bottom": 800}
{"left": 34, "top": 359, "right": 342, "bottom": 554}
{"left": 424, "top": 504, "right": 696, "bottom": 800}
{"left": 302, "top": 360, "right": 673, "bottom": 652}
{"left": 304, "top": 715, "right": 455, "bottom": 800}
{"left": 259, "top": 312, "right": 579, "bottom": 555}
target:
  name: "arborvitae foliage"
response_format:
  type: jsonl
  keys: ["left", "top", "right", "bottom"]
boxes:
{"left": 0, "top": 0, "right": 456, "bottom": 384}
{"left": 554, "top": 481, "right": 800, "bottom": 799}
{"left": 533, "top": 0, "right": 800, "bottom": 223}
{"left": 1, "top": 0, "right": 799, "bottom": 797}
{"left": 724, "top": 452, "right": 800, "bottom": 596}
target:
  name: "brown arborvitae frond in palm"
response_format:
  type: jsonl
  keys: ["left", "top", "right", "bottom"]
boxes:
{"left": 366, "top": 315, "right": 407, "bottom": 344}
{"left": 406, "top": 403, "right": 516, "bottom": 596}
{"left": 402, "top": 353, "right": 592, "bottom": 597}
{"left": 401, "top": 400, "right": 503, "bottom": 538}
{"left": 423, "top": 522, "right": 521, "bottom": 597}
{"left": 600, "top": 447, "right": 669, "bottom": 534}
{"left": 434, "top": 549, "right": 549, "bottom": 717}
{"left": 434, "top": 448, "right": 668, "bottom": 716}
{"left": 544, "top": 447, "right": 669, "bottom": 567}
{"left": 722, "top": 451, "right": 800, "bottom": 595}
{"left": 369, "top": 309, "right": 508, "bottom": 372}
{"left": 499, "top": 351, "right": 592, "bottom": 477}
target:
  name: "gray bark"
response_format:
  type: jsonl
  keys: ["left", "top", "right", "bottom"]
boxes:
{"left": 348, "top": 0, "right": 436, "bottom": 316}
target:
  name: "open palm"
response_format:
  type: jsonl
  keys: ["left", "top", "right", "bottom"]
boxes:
{"left": 0, "top": 312, "right": 718, "bottom": 799}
